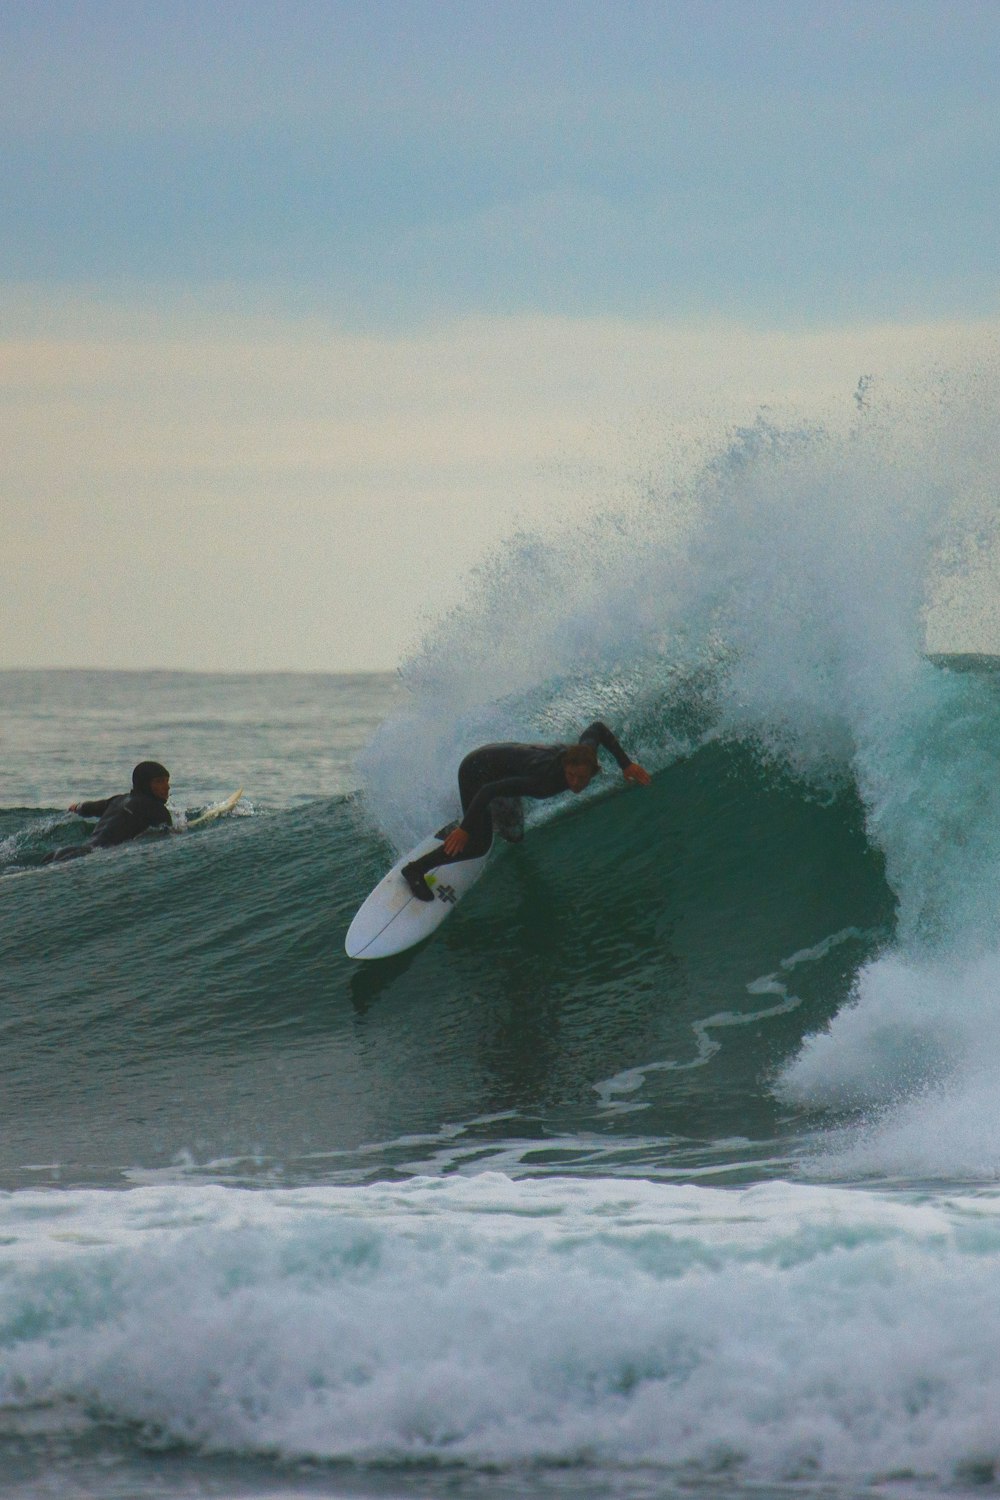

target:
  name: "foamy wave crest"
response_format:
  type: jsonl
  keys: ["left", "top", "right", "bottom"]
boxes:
{"left": 361, "top": 367, "right": 994, "bottom": 836}
{"left": 3, "top": 1177, "right": 1000, "bottom": 1485}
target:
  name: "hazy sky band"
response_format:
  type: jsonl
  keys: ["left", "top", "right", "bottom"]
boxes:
{"left": 4, "top": 0, "right": 999, "bottom": 325}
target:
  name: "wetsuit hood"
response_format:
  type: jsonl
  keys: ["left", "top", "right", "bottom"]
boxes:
{"left": 132, "top": 761, "right": 170, "bottom": 796}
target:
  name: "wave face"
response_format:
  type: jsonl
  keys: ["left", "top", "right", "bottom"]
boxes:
{"left": 2, "top": 725, "right": 889, "bottom": 1193}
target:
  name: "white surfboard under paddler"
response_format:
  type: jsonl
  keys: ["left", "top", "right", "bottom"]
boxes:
{"left": 187, "top": 788, "right": 245, "bottom": 828}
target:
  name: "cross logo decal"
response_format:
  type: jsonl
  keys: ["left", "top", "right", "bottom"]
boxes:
{"left": 435, "top": 883, "right": 457, "bottom": 904}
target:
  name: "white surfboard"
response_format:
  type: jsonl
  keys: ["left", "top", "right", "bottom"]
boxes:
{"left": 187, "top": 787, "right": 244, "bottom": 829}
{"left": 345, "top": 825, "right": 492, "bottom": 960}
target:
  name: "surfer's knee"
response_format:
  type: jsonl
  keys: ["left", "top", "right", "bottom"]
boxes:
{"left": 491, "top": 797, "right": 525, "bottom": 843}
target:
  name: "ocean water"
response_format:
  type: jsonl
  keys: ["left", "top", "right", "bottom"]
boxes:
{"left": 5, "top": 394, "right": 1000, "bottom": 1498}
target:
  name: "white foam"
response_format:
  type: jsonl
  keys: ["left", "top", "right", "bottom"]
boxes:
{"left": 2, "top": 1176, "right": 1000, "bottom": 1484}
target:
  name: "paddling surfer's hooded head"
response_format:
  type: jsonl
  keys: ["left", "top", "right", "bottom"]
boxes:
{"left": 132, "top": 761, "right": 171, "bottom": 802}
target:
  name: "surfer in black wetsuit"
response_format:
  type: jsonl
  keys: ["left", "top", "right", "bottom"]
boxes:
{"left": 401, "top": 722, "right": 651, "bottom": 901}
{"left": 44, "top": 761, "right": 173, "bottom": 864}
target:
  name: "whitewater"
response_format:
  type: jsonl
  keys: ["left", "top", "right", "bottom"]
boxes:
{"left": 4, "top": 366, "right": 1000, "bottom": 1497}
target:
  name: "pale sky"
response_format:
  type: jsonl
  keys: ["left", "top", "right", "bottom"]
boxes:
{"left": 3, "top": 0, "right": 999, "bottom": 671}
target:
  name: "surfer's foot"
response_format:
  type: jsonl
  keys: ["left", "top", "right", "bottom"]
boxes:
{"left": 402, "top": 862, "right": 434, "bottom": 902}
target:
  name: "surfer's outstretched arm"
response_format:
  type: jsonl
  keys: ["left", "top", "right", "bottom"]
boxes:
{"left": 578, "top": 721, "right": 651, "bottom": 783}
{"left": 578, "top": 720, "right": 631, "bottom": 767}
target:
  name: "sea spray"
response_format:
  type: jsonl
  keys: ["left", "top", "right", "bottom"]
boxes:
{"left": 361, "top": 375, "right": 977, "bottom": 846}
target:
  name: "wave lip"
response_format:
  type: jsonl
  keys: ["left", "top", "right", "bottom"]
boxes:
{"left": 3, "top": 1176, "right": 1000, "bottom": 1486}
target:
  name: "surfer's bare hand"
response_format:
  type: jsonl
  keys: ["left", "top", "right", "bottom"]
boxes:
{"left": 442, "top": 826, "right": 469, "bottom": 856}
{"left": 623, "top": 763, "right": 651, "bottom": 786}
{"left": 68, "top": 803, "right": 79, "bottom": 813}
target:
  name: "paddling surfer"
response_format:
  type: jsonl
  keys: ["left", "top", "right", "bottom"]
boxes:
{"left": 44, "top": 761, "right": 173, "bottom": 863}
{"left": 401, "top": 722, "right": 651, "bottom": 901}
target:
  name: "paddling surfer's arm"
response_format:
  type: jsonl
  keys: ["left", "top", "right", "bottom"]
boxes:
{"left": 69, "top": 797, "right": 114, "bottom": 817}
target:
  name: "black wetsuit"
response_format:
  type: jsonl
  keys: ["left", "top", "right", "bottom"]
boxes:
{"left": 45, "top": 790, "right": 172, "bottom": 863}
{"left": 408, "top": 720, "right": 632, "bottom": 880}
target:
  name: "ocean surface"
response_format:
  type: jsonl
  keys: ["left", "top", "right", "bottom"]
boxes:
{"left": 5, "top": 408, "right": 1000, "bottom": 1498}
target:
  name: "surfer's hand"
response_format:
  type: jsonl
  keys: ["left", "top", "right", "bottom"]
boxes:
{"left": 442, "top": 826, "right": 469, "bottom": 856}
{"left": 68, "top": 803, "right": 79, "bottom": 813}
{"left": 623, "top": 762, "right": 651, "bottom": 787}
